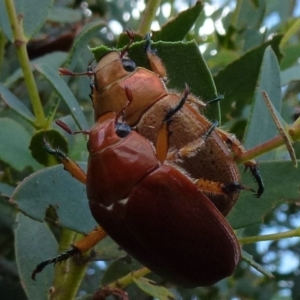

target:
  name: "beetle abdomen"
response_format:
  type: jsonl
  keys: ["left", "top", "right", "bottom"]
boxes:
{"left": 89, "top": 164, "right": 241, "bottom": 287}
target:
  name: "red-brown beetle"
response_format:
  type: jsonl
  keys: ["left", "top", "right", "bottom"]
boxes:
{"left": 80, "top": 33, "right": 264, "bottom": 216}
{"left": 35, "top": 88, "right": 242, "bottom": 287}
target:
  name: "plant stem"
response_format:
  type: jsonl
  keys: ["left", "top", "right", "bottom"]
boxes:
{"left": 50, "top": 230, "right": 88, "bottom": 300}
{"left": 139, "top": 0, "right": 162, "bottom": 35}
{"left": 108, "top": 267, "right": 151, "bottom": 289}
{"left": 4, "top": 0, "right": 47, "bottom": 128}
{"left": 239, "top": 227, "right": 300, "bottom": 245}
{"left": 237, "top": 135, "right": 284, "bottom": 163}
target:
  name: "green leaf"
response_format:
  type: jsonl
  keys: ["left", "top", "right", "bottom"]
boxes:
{"left": 0, "top": 118, "right": 40, "bottom": 171}
{"left": 152, "top": 1, "right": 203, "bottom": 42}
{"left": 243, "top": 47, "right": 282, "bottom": 161}
{"left": 0, "top": 83, "right": 35, "bottom": 123}
{"left": 280, "top": 43, "right": 300, "bottom": 70}
{"left": 281, "top": 65, "right": 300, "bottom": 85}
{"left": 0, "top": 182, "right": 14, "bottom": 197}
{"left": 214, "top": 35, "right": 283, "bottom": 122}
{"left": 0, "top": 0, "right": 54, "bottom": 42}
{"left": 34, "top": 63, "right": 89, "bottom": 130}
{"left": 4, "top": 51, "right": 68, "bottom": 87}
{"left": 235, "top": 0, "right": 266, "bottom": 30}
{"left": 48, "top": 6, "right": 82, "bottom": 23}
{"left": 133, "top": 277, "right": 175, "bottom": 300}
{"left": 228, "top": 161, "right": 300, "bottom": 229}
{"left": 11, "top": 163, "right": 96, "bottom": 233}
{"left": 15, "top": 213, "right": 56, "bottom": 300}
{"left": 67, "top": 21, "right": 106, "bottom": 70}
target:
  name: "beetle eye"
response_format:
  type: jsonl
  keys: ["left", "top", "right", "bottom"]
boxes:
{"left": 122, "top": 59, "right": 136, "bottom": 72}
{"left": 115, "top": 122, "right": 131, "bottom": 138}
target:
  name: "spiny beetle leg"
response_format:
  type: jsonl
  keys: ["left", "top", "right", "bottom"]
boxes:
{"left": 206, "top": 94, "right": 225, "bottom": 105}
{"left": 32, "top": 226, "right": 107, "bottom": 280}
{"left": 44, "top": 138, "right": 87, "bottom": 184}
{"left": 156, "top": 85, "right": 189, "bottom": 163}
{"left": 164, "top": 84, "right": 189, "bottom": 123}
{"left": 244, "top": 163, "right": 264, "bottom": 198}
{"left": 32, "top": 246, "right": 78, "bottom": 280}
{"left": 202, "top": 120, "right": 219, "bottom": 140}
{"left": 194, "top": 178, "right": 254, "bottom": 197}
{"left": 166, "top": 138, "right": 206, "bottom": 162}
{"left": 167, "top": 119, "right": 218, "bottom": 162}
{"left": 216, "top": 128, "right": 264, "bottom": 197}
{"left": 144, "top": 33, "right": 167, "bottom": 79}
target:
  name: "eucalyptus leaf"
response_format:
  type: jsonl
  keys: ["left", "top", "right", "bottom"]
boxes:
{"left": 152, "top": 1, "right": 203, "bottom": 42}
{"left": 11, "top": 163, "right": 96, "bottom": 233}
{"left": 0, "top": 83, "right": 35, "bottom": 123}
{"left": 243, "top": 47, "right": 282, "bottom": 161}
{"left": 15, "top": 213, "right": 56, "bottom": 300}
{"left": 0, "top": 118, "right": 40, "bottom": 171}
{"left": 34, "top": 63, "right": 89, "bottom": 130}
{"left": 0, "top": 0, "right": 54, "bottom": 42}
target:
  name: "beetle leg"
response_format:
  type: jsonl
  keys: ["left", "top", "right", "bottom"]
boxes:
{"left": 166, "top": 120, "right": 218, "bottom": 162}
{"left": 32, "top": 226, "right": 107, "bottom": 280}
{"left": 156, "top": 85, "right": 190, "bottom": 163}
{"left": 215, "top": 128, "right": 264, "bottom": 197}
{"left": 194, "top": 178, "right": 254, "bottom": 196}
{"left": 44, "top": 139, "right": 87, "bottom": 184}
{"left": 144, "top": 33, "right": 167, "bottom": 80}
{"left": 166, "top": 139, "right": 206, "bottom": 162}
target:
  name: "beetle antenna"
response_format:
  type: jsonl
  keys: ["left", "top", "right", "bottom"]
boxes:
{"left": 59, "top": 60, "right": 94, "bottom": 78}
{"left": 55, "top": 120, "right": 90, "bottom": 135}
{"left": 120, "top": 29, "right": 135, "bottom": 58}
{"left": 164, "top": 84, "right": 190, "bottom": 124}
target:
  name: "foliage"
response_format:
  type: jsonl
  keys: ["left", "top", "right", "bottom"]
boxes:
{"left": 1, "top": 0, "right": 300, "bottom": 299}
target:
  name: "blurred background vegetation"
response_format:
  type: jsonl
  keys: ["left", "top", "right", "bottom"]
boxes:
{"left": 1, "top": 0, "right": 300, "bottom": 299}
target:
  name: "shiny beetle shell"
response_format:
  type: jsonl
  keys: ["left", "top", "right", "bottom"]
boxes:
{"left": 91, "top": 50, "right": 241, "bottom": 216}
{"left": 86, "top": 112, "right": 241, "bottom": 287}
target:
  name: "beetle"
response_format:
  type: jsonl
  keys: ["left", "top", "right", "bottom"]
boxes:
{"left": 82, "top": 33, "right": 264, "bottom": 216}
{"left": 35, "top": 87, "right": 244, "bottom": 287}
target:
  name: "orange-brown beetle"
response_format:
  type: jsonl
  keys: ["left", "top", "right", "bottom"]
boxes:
{"left": 87, "top": 34, "right": 264, "bottom": 216}
{"left": 36, "top": 89, "right": 242, "bottom": 287}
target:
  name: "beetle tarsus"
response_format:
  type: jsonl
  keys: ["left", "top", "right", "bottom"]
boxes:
{"left": 203, "top": 120, "right": 219, "bottom": 140}
{"left": 164, "top": 85, "right": 189, "bottom": 123}
{"left": 222, "top": 182, "right": 255, "bottom": 194}
{"left": 248, "top": 166, "right": 264, "bottom": 198}
{"left": 207, "top": 94, "right": 225, "bottom": 105}
{"left": 44, "top": 138, "right": 67, "bottom": 160}
{"left": 144, "top": 33, "right": 156, "bottom": 54}
{"left": 32, "top": 246, "right": 78, "bottom": 280}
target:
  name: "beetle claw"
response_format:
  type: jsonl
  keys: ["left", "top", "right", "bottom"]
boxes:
{"left": 32, "top": 247, "right": 78, "bottom": 281}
